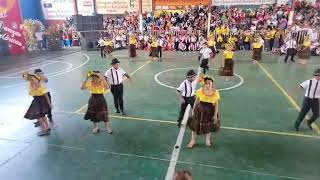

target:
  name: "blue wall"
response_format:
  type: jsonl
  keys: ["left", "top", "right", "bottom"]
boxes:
{"left": 20, "top": 0, "right": 46, "bottom": 25}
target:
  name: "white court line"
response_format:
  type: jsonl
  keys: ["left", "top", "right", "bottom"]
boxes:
{"left": 44, "top": 61, "right": 73, "bottom": 76}
{"left": 49, "top": 53, "right": 90, "bottom": 77}
{"left": 86, "top": 53, "right": 198, "bottom": 60}
{"left": 0, "top": 137, "right": 32, "bottom": 144}
{"left": 129, "top": 60, "right": 152, "bottom": 76}
{"left": 96, "top": 150, "right": 170, "bottom": 162}
{"left": 0, "top": 53, "right": 90, "bottom": 89}
{"left": 51, "top": 112, "right": 304, "bottom": 179}
{"left": 0, "top": 51, "right": 81, "bottom": 76}
{"left": 154, "top": 67, "right": 244, "bottom": 91}
{"left": 0, "top": 61, "right": 59, "bottom": 78}
{"left": 0, "top": 141, "right": 34, "bottom": 168}
{"left": 0, "top": 61, "right": 73, "bottom": 79}
{"left": 52, "top": 110, "right": 320, "bottom": 139}
{"left": 48, "top": 143, "right": 170, "bottom": 162}
{"left": 0, "top": 61, "right": 47, "bottom": 75}
{"left": 47, "top": 142, "right": 302, "bottom": 179}
{"left": 164, "top": 66, "right": 202, "bottom": 180}
{"left": 178, "top": 161, "right": 302, "bottom": 180}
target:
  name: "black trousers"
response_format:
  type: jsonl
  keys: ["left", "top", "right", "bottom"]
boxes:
{"left": 178, "top": 96, "right": 195, "bottom": 124}
{"left": 295, "top": 97, "right": 319, "bottom": 126}
{"left": 100, "top": 46, "right": 105, "bottom": 58}
{"left": 200, "top": 58, "right": 209, "bottom": 74}
{"left": 111, "top": 84, "right": 124, "bottom": 111}
{"left": 174, "top": 42, "right": 179, "bottom": 50}
{"left": 284, "top": 48, "right": 295, "bottom": 62}
{"left": 47, "top": 92, "right": 52, "bottom": 120}
{"left": 157, "top": 46, "right": 162, "bottom": 58}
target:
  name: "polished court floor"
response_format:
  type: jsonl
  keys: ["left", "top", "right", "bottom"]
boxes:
{"left": 0, "top": 49, "right": 319, "bottom": 180}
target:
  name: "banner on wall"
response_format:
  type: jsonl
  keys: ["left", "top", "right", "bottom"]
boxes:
{"left": 277, "top": 0, "right": 291, "bottom": 5}
{"left": 0, "top": 0, "right": 26, "bottom": 55}
{"left": 96, "top": 0, "right": 152, "bottom": 14}
{"left": 77, "top": 0, "right": 95, "bottom": 15}
{"left": 212, "top": 0, "right": 275, "bottom": 5}
{"left": 154, "top": 0, "right": 209, "bottom": 6}
{"left": 132, "top": 0, "right": 153, "bottom": 12}
{"left": 41, "top": 0, "right": 75, "bottom": 20}
{"left": 96, "top": 0, "right": 131, "bottom": 14}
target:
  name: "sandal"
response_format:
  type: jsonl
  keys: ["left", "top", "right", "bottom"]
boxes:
{"left": 37, "top": 130, "right": 50, "bottom": 136}
{"left": 106, "top": 125, "right": 113, "bottom": 134}
{"left": 206, "top": 142, "right": 212, "bottom": 147}
{"left": 187, "top": 142, "right": 195, "bottom": 149}
{"left": 92, "top": 127, "right": 100, "bottom": 134}
{"left": 107, "top": 128, "right": 113, "bottom": 134}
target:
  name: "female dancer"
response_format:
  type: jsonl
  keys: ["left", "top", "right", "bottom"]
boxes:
{"left": 187, "top": 76, "right": 220, "bottom": 148}
{"left": 104, "top": 37, "right": 113, "bottom": 58}
{"left": 298, "top": 35, "right": 311, "bottom": 65}
{"left": 23, "top": 73, "right": 52, "bottom": 136}
{"left": 81, "top": 71, "right": 112, "bottom": 134}
{"left": 221, "top": 44, "right": 235, "bottom": 81}
{"left": 129, "top": 35, "right": 137, "bottom": 62}
{"left": 150, "top": 37, "right": 158, "bottom": 60}
{"left": 252, "top": 37, "right": 263, "bottom": 64}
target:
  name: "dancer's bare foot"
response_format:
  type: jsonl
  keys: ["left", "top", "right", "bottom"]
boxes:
{"left": 206, "top": 141, "right": 213, "bottom": 147}
{"left": 92, "top": 127, "right": 99, "bottom": 134}
{"left": 106, "top": 126, "right": 113, "bottom": 134}
{"left": 187, "top": 141, "right": 195, "bottom": 149}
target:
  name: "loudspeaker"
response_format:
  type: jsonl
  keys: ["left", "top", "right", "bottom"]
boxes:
{"left": 79, "top": 31, "right": 100, "bottom": 51}
{"left": 74, "top": 14, "right": 103, "bottom": 32}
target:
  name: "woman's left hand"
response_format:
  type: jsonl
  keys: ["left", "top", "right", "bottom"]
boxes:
{"left": 97, "top": 73, "right": 104, "bottom": 78}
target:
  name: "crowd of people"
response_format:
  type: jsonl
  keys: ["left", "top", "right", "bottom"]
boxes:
{"left": 100, "top": 1, "right": 319, "bottom": 56}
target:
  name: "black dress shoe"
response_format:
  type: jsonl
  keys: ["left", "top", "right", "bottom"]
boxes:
{"left": 121, "top": 111, "right": 126, "bottom": 115}
{"left": 116, "top": 110, "right": 120, "bottom": 113}
{"left": 34, "top": 121, "right": 41, "bottom": 127}
{"left": 294, "top": 122, "right": 300, "bottom": 131}
{"left": 307, "top": 121, "right": 313, "bottom": 130}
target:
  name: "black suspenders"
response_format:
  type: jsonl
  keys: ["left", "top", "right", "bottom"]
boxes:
{"left": 115, "top": 71, "right": 119, "bottom": 84}
{"left": 184, "top": 81, "right": 193, "bottom": 97}
{"left": 190, "top": 82, "right": 193, "bottom": 97}
{"left": 110, "top": 69, "right": 115, "bottom": 85}
{"left": 307, "top": 80, "right": 312, "bottom": 98}
{"left": 110, "top": 69, "right": 119, "bottom": 85}
{"left": 184, "top": 82, "right": 187, "bottom": 97}
{"left": 313, "top": 81, "right": 319, "bottom": 98}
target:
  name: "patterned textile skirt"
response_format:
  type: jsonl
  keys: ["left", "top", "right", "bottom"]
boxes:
{"left": 129, "top": 44, "right": 137, "bottom": 57}
{"left": 298, "top": 46, "right": 311, "bottom": 59}
{"left": 219, "top": 59, "right": 234, "bottom": 76}
{"left": 150, "top": 47, "right": 158, "bottom": 57}
{"left": 105, "top": 45, "right": 113, "bottom": 54}
{"left": 187, "top": 101, "right": 220, "bottom": 135}
{"left": 84, "top": 94, "right": 109, "bottom": 122}
{"left": 252, "top": 47, "right": 262, "bottom": 61}
{"left": 24, "top": 95, "right": 50, "bottom": 120}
